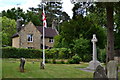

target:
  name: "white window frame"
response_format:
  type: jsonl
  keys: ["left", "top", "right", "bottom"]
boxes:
{"left": 27, "top": 34, "right": 33, "bottom": 42}
{"left": 49, "top": 38, "right": 54, "bottom": 43}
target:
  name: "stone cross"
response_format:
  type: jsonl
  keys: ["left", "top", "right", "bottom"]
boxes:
{"left": 87, "top": 34, "right": 100, "bottom": 70}
{"left": 91, "top": 34, "right": 98, "bottom": 62}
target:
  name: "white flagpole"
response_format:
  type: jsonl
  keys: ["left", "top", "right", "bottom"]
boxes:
{"left": 43, "top": 3, "right": 45, "bottom": 65}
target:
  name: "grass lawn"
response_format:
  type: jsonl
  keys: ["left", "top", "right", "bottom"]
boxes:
{"left": 0, "top": 58, "right": 2, "bottom": 79}
{"left": 2, "top": 59, "right": 93, "bottom": 78}
{"left": 2, "top": 59, "right": 120, "bottom": 79}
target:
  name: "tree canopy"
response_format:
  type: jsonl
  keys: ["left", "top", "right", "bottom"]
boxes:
{"left": 1, "top": 16, "right": 16, "bottom": 46}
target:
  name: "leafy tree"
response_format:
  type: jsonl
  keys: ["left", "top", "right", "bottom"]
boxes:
{"left": 2, "top": 7, "right": 26, "bottom": 25}
{"left": 54, "top": 35, "right": 62, "bottom": 48}
{"left": 25, "top": 10, "right": 42, "bottom": 26}
{"left": 59, "top": 15, "right": 106, "bottom": 49}
{"left": 114, "top": 5, "right": 120, "bottom": 49}
{"left": 72, "top": 2, "right": 120, "bottom": 62}
{"left": 37, "top": 2, "right": 70, "bottom": 27}
{"left": 2, "top": 3, "right": 70, "bottom": 28}
{"left": 72, "top": 38, "right": 91, "bottom": 60}
{"left": 90, "top": 2, "right": 120, "bottom": 62}
{"left": 2, "top": 16, "right": 16, "bottom": 46}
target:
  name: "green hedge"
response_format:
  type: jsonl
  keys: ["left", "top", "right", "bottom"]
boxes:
{"left": 2, "top": 47, "right": 71, "bottom": 59}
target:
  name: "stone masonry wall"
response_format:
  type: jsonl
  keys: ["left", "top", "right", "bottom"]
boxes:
{"left": 19, "top": 22, "right": 41, "bottom": 49}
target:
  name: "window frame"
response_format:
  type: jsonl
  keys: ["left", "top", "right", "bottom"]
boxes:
{"left": 49, "top": 38, "right": 54, "bottom": 43}
{"left": 27, "top": 34, "right": 33, "bottom": 42}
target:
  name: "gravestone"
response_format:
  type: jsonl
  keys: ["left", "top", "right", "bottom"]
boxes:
{"left": 40, "top": 61, "right": 45, "bottom": 69}
{"left": 19, "top": 58, "right": 25, "bottom": 72}
{"left": 94, "top": 65, "right": 108, "bottom": 80}
{"left": 107, "top": 60, "right": 118, "bottom": 80}
{"left": 87, "top": 34, "right": 100, "bottom": 70}
{"left": 114, "top": 50, "right": 120, "bottom": 64}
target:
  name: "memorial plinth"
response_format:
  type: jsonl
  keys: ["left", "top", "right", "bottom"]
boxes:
{"left": 87, "top": 34, "right": 100, "bottom": 70}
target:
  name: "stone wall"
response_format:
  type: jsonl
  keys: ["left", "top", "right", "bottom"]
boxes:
{"left": 12, "top": 37, "right": 20, "bottom": 48}
{"left": 19, "top": 22, "right": 41, "bottom": 49}
{"left": 41, "top": 38, "right": 54, "bottom": 48}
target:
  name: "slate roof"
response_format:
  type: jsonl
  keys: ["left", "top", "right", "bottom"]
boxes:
{"left": 12, "top": 27, "right": 58, "bottom": 38}
{"left": 11, "top": 33, "right": 19, "bottom": 38}
{"left": 36, "top": 26, "right": 58, "bottom": 38}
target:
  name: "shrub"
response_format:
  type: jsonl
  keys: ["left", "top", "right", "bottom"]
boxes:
{"left": 60, "top": 60, "right": 65, "bottom": 64}
{"left": 72, "top": 38, "right": 91, "bottom": 61}
{"left": 98, "top": 49, "right": 106, "bottom": 63}
{"left": 68, "top": 54, "right": 81, "bottom": 64}
{"left": 83, "top": 54, "right": 92, "bottom": 62}
{"left": 52, "top": 58, "right": 56, "bottom": 64}
{"left": 45, "top": 59, "right": 49, "bottom": 63}
{"left": 2, "top": 47, "right": 42, "bottom": 58}
{"left": 2, "top": 47, "right": 71, "bottom": 59}
{"left": 68, "top": 59, "right": 74, "bottom": 64}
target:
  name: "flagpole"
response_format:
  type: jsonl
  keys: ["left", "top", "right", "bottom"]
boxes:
{"left": 42, "top": 3, "right": 45, "bottom": 65}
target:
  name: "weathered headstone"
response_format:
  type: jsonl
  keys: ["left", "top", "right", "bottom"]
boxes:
{"left": 107, "top": 60, "right": 118, "bottom": 80}
{"left": 114, "top": 50, "right": 120, "bottom": 64}
{"left": 87, "top": 34, "right": 100, "bottom": 70}
{"left": 94, "top": 65, "right": 108, "bottom": 80}
{"left": 19, "top": 58, "right": 25, "bottom": 72}
{"left": 40, "top": 61, "right": 45, "bottom": 69}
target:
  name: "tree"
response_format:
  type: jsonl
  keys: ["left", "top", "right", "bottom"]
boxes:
{"left": 114, "top": 4, "right": 120, "bottom": 49}
{"left": 59, "top": 15, "right": 106, "bottom": 49}
{"left": 89, "top": 2, "right": 120, "bottom": 62}
{"left": 25, "top": 10, "right": 42, "bottom": 26}
{"left": 2, "top": 7, "right": 26, "bottom": 25}
{"left": 2, "top": 16, "right": 16, "bottom": 46}
{"left": 72, "top": 38, "right": 91, "bottom": 61}
{"left": 37, "top": 2, "right": 70, "bottom": 27}
{"left": 54, "top": 35, "right": 63, "bottom": 48}
{"left": 72, "top": 2, "right": 120, "bottom": 62}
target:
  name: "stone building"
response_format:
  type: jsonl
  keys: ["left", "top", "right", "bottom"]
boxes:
{"left": 12, "top": 21, "right": 58, "bottom": 49}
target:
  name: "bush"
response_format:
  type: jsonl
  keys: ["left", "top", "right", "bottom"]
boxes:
{"left": 52, "top": 58, "right": 56, "bottom": 64}
{"left": 68, "top": 59, "right": 74, "bottom": 64}
{"left": 2, "top": 47, "right": 71, "bottom": 59}
{"left": 2, "top": 47, "right": 42, "bottom": 58}
{"left": 98, "top": 49, "right": 106, "bottom": 63}
{"left": 83, "top": 54, "right": 92, "bottom": 62}
{"left": 60, "top": 60, "right": 65, "bottom": 64}
{"left": 68, "top": 54, "right": 81, "bottom": 64}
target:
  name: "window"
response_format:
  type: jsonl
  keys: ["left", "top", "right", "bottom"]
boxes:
{"left": 27, "top": 34, "right": 33, "bottom": 42}
{"left": 49, "top": 38, "right": 54, "bottom": 43}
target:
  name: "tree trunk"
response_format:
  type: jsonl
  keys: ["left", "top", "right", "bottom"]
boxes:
{"left": 106, "top": 3, "right": 114, "bottom": 63}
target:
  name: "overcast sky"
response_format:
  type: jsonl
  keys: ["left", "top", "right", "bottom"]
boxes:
{"left": 0, "top": 0, "right": 74, "bottom": 18}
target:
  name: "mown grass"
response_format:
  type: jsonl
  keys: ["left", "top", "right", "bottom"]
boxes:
{"left": 2, "top": 59, "right": 120, "bottom": 79}
{"left": 2, "top": 59, "right": 93, "bottom": 78}
{"left": 0, "top": 58, "right": 2, "bottom": 79}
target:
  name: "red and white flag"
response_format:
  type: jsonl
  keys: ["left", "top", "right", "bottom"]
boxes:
{"left": 42, "top": 8, "right": 47, "bottom": 28}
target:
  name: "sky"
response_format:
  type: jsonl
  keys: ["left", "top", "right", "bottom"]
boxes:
{"left": 0, "top": 0, "right": 74, "bottom": 18}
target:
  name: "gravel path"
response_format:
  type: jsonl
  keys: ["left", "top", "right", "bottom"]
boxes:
{"left": 76, "top": 68, "right": 94, "bottom": 73}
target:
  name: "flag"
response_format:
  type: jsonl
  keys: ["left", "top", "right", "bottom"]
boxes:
{"left": 42, "top": 8, "right": 47, "bottom": 28}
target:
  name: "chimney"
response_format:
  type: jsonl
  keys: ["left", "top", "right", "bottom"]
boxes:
{"left": 16, "top": 19, "right": 22, "bottom": 32}
{"left": 52, "top": 19, "right": 57, "bottom": 29}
